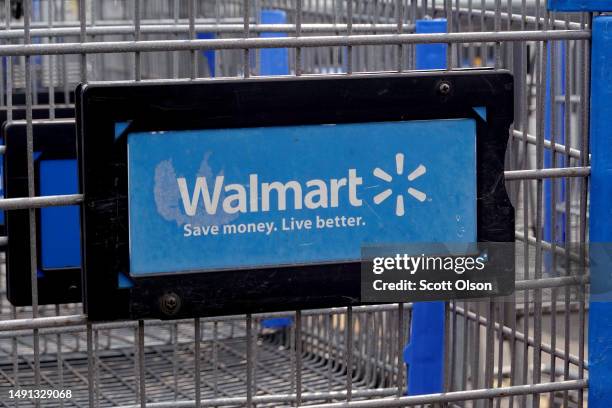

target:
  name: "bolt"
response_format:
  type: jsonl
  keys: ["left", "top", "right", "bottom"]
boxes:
{"left": 160, "top": 292, "right": 181, "bottom": 316}
{"left": 438, "top": 81, "right": 451, "bottom": 95}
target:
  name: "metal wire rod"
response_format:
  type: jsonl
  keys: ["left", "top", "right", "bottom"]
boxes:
{"left": 0, "top": 194, "right": 83, "bottom": 210}
{"left": 0, "top": 23, "right": 415, "bottom": 39}
{"left": 3, "top": 18, "right": 248, "bottom": 30}
{"left": 302, "top": 380, "right": 587, "bottom": 407}
{"left": 0, "top": 119, "right": 75, "bottom": 125}
{"left": 504, "top": 166, "right": 590, "bottom": 180}
{"left": 453, "top": 305, "right": 588, "bottom": 369}
{"left": 512, "top": 129, "right": 583, "bottom": 160}
{"left": 515, "top": 231, "right": 588, "bottom": 264}
{"left": 0, "top": 104, "right": 74, "bottom": 111}
{"left": 0, "top": 303, "right": 413, "bottom": 334}
{"left": 0, "top": 30, "right": 589, "bottom": 57}
{"left": 514, "top": 274, "right": 589, "bottom": 290}
{"left": 0, "top": 315, "right": 87, "bottom": 331}
{"left": 114, "top": 388, "right": 399, "bottom": 408}
{"left": 435, "top": 5, "right": 583, "bottom": 29}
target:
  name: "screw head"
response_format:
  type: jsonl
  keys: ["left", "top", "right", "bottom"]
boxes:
{"left": 438, "top": 81, "right": 451, "bottom": 95}
{"left": 160, "top": 292, "right": 181, "bottom": 316}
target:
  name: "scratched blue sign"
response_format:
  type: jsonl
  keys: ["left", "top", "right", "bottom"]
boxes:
{"left": 127, "top": 119, "right": 477, "bottom": 276}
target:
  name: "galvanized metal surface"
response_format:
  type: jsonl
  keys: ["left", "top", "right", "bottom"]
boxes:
{"left": 0, "top": 0, "right": 591, "bottom": 406}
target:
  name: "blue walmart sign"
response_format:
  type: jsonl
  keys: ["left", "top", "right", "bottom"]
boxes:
{"left": 127, "top": 119, "right": 477, "bottom": 276}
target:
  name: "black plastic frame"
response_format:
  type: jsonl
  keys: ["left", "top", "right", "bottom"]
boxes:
{"left": 4, "top": 119, "right": 81, "bottom": 306}
{"left": 78, "top": 71, "right": 515, "bottom": 321}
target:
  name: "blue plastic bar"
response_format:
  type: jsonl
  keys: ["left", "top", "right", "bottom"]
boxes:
{"left": 544, "top": 44, "right": 567, "bottom": 266}
{"left": 404, "top": 301, "right": 446, "bottom": 394}
{"left": 39, "top": 160, "right": 81, "bottom": 269}
{"left": 548, "top": 0, "right": 612, "bottom": 11}
{"left": 196, "top": 32, "right": 216, "bottom": 77}
{"left": 261, "top": 318, "right": 292, "bottom": 330}
{"left": 588, "top": 15, "right": 612, "bottom": 408}
{"left": 260, "top": 9, "right": 292, "bottom": 329}
{"left": 0, "top": 136, "right": 4, "bottom": 226}
{"left": 404, "top": 18, "right": 447, "bottom": 396}
{"left": 415, "top": 19, "right": 448, "bottom": 70}
{"left": 259, "top": 10, "right": 290, "bottom": 75}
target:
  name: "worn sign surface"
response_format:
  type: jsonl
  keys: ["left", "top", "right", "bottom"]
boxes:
{"left": 127, "top": 119, "right": 477, "bottom": 276}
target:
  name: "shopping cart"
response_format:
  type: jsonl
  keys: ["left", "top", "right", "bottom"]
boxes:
{"left": 0, "top": 0, "right": 594, "bottom": 406}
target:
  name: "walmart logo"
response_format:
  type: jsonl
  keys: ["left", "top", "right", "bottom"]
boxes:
{"left": 372, "top": 153, "right": 427, "bottom": 216}
{"left": 167, "top": 152, "right": 427, "bottom": 218}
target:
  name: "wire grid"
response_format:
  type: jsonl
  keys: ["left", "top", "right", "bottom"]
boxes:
{"left": 0, "top": 0, "right": 592, "bottom": 406}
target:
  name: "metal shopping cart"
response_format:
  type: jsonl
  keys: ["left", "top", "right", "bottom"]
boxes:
{"left": 0, "top": 0, "right": 597, "bottom": 406}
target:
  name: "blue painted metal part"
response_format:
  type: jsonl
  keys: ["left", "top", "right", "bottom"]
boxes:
{"left": 259, "top": 10, "right": 289, "bottom": 75}
{"left": 404, "top": 18, "right": 447, "bottom": 396}
{"left": 548, "top": 0, "right": 612, "bottom": 11}
{"left": 588, "top": 15, "right": 612, "bottom": 408}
